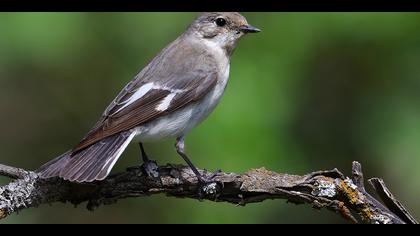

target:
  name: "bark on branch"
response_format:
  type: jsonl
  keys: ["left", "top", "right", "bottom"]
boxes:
{"left": 0, "top": 161, "right": 417, "bottom": 224}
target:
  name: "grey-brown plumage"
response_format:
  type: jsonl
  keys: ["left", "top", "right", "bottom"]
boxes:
{"left": 37, "top": 12, "right": 260, "bottom": 183}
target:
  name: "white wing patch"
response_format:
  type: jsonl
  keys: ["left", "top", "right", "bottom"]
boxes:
{"left": 152, "top": 85, "right": 184, "bottom": 94}
{"left": 156, "top": 93, "right": 176, "bottom": 111}
{"left": 111, "top": 82, "right": 185, "bottom": 115}
{"left": 113, "top": 82, "right": 154, "bottom": 114}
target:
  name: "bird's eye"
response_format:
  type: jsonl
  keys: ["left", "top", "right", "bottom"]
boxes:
{"left": 215, "top": 18, "right": 227, "bottom": 27}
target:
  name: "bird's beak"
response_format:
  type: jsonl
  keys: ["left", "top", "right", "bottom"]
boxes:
{"left": 239, "top": 25, "right": 261, "bottom": 33}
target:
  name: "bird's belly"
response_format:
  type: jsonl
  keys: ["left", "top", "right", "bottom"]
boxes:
{"left": 132, "top": 106, "right": 195, "bottom": 142}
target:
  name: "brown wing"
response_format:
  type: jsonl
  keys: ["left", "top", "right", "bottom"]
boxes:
{"left": 72, "top": 72, "right": 217, "bottom": 153}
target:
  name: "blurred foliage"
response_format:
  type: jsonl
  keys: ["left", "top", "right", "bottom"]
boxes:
{"left": 1, "top": 12, "right": 420, "bottom": 223}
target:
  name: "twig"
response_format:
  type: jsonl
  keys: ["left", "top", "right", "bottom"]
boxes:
{"left": 369, "top": 178, "right": 418, "bottom": 224}
{"left": 0, "top": 164, "right": 28, "bottom": 179}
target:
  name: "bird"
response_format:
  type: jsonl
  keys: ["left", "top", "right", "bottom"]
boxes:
{"left": 37, "top": 12, "right": 260, "bottom": 184}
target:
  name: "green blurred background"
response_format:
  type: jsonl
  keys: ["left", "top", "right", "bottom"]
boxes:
{"left": 1, "top": 12, "right": 420, "bottom": 223}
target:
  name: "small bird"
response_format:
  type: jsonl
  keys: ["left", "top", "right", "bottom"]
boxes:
{"left": 37, "top": 12, "right": 260, "bottom": 183}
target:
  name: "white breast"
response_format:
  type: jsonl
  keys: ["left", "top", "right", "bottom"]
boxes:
{"left": 200, "top": 37, "right": 231, "bottom": 108}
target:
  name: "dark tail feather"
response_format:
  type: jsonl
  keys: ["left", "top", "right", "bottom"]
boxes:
{"left": 37, "top": 131, "right": 135, "bottom": 182}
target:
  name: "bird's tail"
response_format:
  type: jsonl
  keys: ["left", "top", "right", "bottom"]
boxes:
{"left": 36, "top": 130, "right": 136, "bottom": 182}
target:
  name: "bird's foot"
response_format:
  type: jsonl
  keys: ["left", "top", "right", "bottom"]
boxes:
{"left": 140, "top": 159, "right": 159, "bottom": 178}
{"left": 205, "top": 168, "right": 222, "bottom": 180}
{"left": 196, "top": 169, "right": 223, "bottom": 199}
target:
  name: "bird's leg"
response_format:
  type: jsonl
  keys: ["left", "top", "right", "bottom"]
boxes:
{"left": 139, "top": 142, "right": 150, "bottom": 163}
{"left": 138, "top": 142, "right": 159, "bottom": 178}
{"left": 175, "top": 137, "right": 204, "bottom": 182}
{"left": 175, "top": 137, "right": 222, "bottom": 197}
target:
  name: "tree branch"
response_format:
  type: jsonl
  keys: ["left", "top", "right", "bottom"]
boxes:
{"left": 0, "top": 164, "right": 28, "bottom": 179}
{"left": 0, "top": 161, "right": 416, "bottom": 224}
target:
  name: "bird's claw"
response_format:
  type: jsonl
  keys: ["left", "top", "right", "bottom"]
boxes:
{"left": 196, "top": 170, "right": 223, "bottom": 199}
{"left": 140, "top": 159, "right": 159, "bottom": 178}
{"left": 208, "top": 169, "right": 223, "bottom": 179}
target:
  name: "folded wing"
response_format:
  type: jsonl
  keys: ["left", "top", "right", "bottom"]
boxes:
{"left": 73, "top": 71, "right": 217, "bottom": 153}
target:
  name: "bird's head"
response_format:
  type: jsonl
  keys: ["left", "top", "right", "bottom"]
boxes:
{"left": 187, "top": 12, "right": 261, "bottom": 55}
